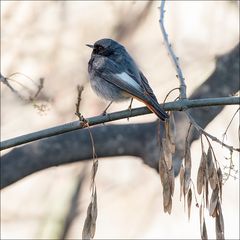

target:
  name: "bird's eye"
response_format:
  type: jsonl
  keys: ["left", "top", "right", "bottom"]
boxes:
{"left": 96, "top": 45, "right": 104, "bottom": 51}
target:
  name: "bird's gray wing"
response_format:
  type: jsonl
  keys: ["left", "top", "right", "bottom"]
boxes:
{"left": 120, "top": 52, "right": 159, "bottom": 102}
{"left": 94, "top": 56, "right": 169, "bottom": 120}
{"left": 94, "top": 57, "right": 150, "bottom": 102}
{"left": 139, "top": 71, "right": 158, "bottom": 102}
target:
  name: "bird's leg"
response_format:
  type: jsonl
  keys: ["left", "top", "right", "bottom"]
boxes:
{"left": 128, "top": 98, "right": 133, "bottom": 111}
{"left": 102, "top": 101, "right": 113, "bottom": 115}
{"left": 127, "top": 98, "right": 133, "bottom": 121}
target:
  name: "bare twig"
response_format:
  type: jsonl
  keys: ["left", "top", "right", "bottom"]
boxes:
{"left": 163, "top": 87, "right": 180, "bottom": 104}
{"left": 1, "top": 72, "right": 46, "bottom": 103}
{"left": 31, "top": 77, "right": 44, "bottom": 99}
{"left": 222, "top": 107, "right": 240, "bottom": 142}
{"left": 186, "top": 111, "right": 239, "bottom": 152}
{"left": 74, "top": 86, "right": 98, "bottom": 239}
{"left": 75, "top": 85, "right": 87, "bottom": 123}
{"left": 159, "top": 0, "right": 187, "bottom": 99}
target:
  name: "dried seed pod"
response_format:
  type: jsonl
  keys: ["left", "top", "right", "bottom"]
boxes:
{"left": 168, "top": 113, "right": 176, "bottom": 152}
{"left": 159, "top": 152, "right": 172, "bottom": 214}
{"left": 184, "top": 142, "right": 191, "bottom": 195}
{"left": 215, "top": 201, "right": 225, "bottom": 240}
{"left": 179, "top": 165, "right": 185, "bottom": 200}
{"left": 82, "top": 189, "right": 98, "bottom": 239}
{"left": 217, "top": 167, "right": 223, "bottom": 202}
{"left": 187, "top": 188, "right": 192, "bottom": 220}
{"left": 201, "top": 218, "right": 208, "bottom": 240}
{"left": 197, "top": 152, "right": 207, "bottom": 194}
{"left": 209, "top": 186, "right": 219, "bottom": 217}
{"left": 207, "top": 147, "right": 217, "bottom": 190}
{"left": 162, "top": 137, "right": 173, "bottom": 170}
{"left": 159, "top": 148, "right": 175, "bottom": 214}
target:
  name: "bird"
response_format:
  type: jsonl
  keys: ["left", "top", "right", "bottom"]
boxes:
{"left": 86, "top": 38, "right": 169, "bottom": 121}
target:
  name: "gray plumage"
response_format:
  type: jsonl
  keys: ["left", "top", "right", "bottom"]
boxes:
{"left": 87, "top": 38, "right": 169, "bottom": 121}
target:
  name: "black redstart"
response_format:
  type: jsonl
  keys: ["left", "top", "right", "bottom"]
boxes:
{"left": 87, "top": 38, "right": 169, "bottom": 121}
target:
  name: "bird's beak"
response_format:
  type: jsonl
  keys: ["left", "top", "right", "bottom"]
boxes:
{"left": 86, "top": 44, "right": 94, "bottom": 49}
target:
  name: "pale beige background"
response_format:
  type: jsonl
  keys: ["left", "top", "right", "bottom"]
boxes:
{"left": 1, "top": 1, "right": 239, "bottom": 239}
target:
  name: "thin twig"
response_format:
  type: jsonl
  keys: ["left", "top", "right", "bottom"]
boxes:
{"left": 163, "top": 87, "right": 180, "bottom": 104}
{"left": 159, "top": 0, "right": 187, "bottom": 99}
{"left": 222, "top": 107, "right": 240, "bottom": 142}
{"left": 1, "top": 72, "right": 45, "bottom": 102}
{"left": 75, "top": 85, "right": 98, "bottom": 239}
{"left": 186, "top": 111, "right": 239, "bottom": 152}
{"left": 75, "top": 85, "right": 86, "bottom": 123}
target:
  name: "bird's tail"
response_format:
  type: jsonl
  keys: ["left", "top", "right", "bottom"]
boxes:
{"left": 130, "top": 94, "right": 169, "bottom": 121}
{"left": 145, "top": 99, "right": 169, "bottom": 121}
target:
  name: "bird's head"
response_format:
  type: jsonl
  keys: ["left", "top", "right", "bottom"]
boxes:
{"left": 86, "top": 38, "right": 123, "bottom": 57}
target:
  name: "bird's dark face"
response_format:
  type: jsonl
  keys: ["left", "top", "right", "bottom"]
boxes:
{"left": 86, "top": 38, "right": 122, "bottom": 57}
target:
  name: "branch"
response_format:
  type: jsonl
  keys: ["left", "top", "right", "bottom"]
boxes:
{"left": 1, "top": 45, "right": 239, "bottom": 188}
{"left": 186, "top": 111, "right": 239, "bottom": 152}
{"left": 1, "top": 122, "right": 162, "bottom": 189}
{"left": 159, "top": 0, "right": 239, "bottom": 152}
{"left": 1, "top": 96, "right": 239, "bottom": 151}
{"left": 159, "top": 0, "right": 187, "bottom": 99}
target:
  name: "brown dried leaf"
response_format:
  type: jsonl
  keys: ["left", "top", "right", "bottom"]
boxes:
{"left": 199, "top": 204, "right": 203, "bottom": 228}
{"left": 169, "top": 166, "right": 175, "bottom": 196}
{"left": 159, "top": 154, "right": 171, "bottom": 209}
{"left": 197, "top": 152, "right": 207, "bottom": 194}
{"left": 159, "top": 150, "right": 174, "bottom": 214}
{"left": 207, "top": 147, "right": 217, "bottom": 190}
{"left": 209, "top": 186, "right": 219, "bottom": 217}
{"left": 211, "top": 206, "right": 217, "bottom": 218}
{"left": 162, "top": 137, "right": 172, "bottom": 170}
{"left": 207, "top": 147, "right": 213, "bottom": 172}
{"left": 209, "top": 168, "right": 218, "bottom": 191}
{"left": 164, "top": 196, "right": 172, "bottom": 214}
{"left": 179, "top": 165, "right": 185, "bottom": 201}
{"left": 187, "top": 188, "right": 192, "bottom": 220}
{"left": 217, "top": 167, "right": 223, "bottom": 202}
{"left": 215, "top": 201, "right": 225, "bottom": 240}
{"left": 201, "top": 218, "right": 208, "bottom": 240}
{"left": 168, "top": 113, "right": 176, "bottom": 153}
{"left": 184, "top": 142, "right": 191, "bottom": 195}
{"left": 82, "top": 189, "right": 98, "bottom": 240}
{"left": 205, "top": 179, "right": 209, "bottom": 209}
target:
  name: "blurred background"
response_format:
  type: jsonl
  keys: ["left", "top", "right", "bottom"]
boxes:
{"left": 1, "top": 1, "right": 239, "bottom": 239}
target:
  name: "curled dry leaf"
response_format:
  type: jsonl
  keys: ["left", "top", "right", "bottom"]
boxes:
{"left": 82, "top": 189, "right": 98, "bottom": 240}
{"left": 215, "top": 201, "right": 225, "bottom": 240}
{"left": 179, "top": 165, "right": 185, "bottom": 201}
{"left": 207, "top": 147, "right": 217, "bottom": 190}
{"left": 197, "top": 152, "right": 207, "bottom": 195}
{"left": 201, "top": 218, "right": 208, "bottom": 240}
{"left": 184, "top": 142, "right": 191, "bottom": 195}
{"left": 209, "top": 186, "right": 219, "bottom": 217}
{"left": 187, "top": 188, "right": 192, "bottom": 220}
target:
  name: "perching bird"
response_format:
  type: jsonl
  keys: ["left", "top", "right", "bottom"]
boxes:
{"left": 86, "top": 38, "right": 169, "bottom": 121}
